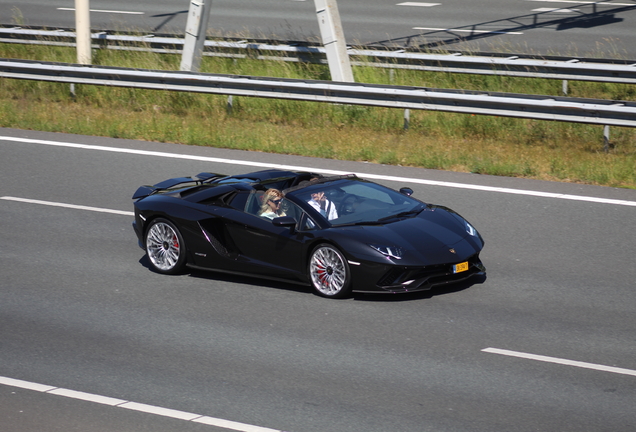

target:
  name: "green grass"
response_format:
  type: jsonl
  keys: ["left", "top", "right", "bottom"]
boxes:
{"left": 1, "top": 41, "right": 635, "bottom": 188}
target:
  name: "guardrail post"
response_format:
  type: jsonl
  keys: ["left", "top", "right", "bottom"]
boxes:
{"left": 604, "top": 125, "right": 611, "bottom": 152}
{"left": 314, "top": 0, "right": 354, "bottom": 82}
{"left": 181, "top": 0, "right": 213, "bottom": 72}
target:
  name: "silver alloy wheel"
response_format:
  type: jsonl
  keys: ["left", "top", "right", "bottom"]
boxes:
{"left": 146, "top": 221, "right": 181, "bottom": 272}
{"left": 309, "top": 245, "right": 349, "bottom": 297}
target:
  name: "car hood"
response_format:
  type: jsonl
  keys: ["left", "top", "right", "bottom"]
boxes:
{"left": 334, "top": 207, "right": 483, "bottom": 265}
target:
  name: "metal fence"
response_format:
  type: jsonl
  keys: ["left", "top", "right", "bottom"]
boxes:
{"left": 1, "top": 58, "right": 635, "bottom": 129}
{"left": 2, "top": 26, "right": 636, "bottom": 85}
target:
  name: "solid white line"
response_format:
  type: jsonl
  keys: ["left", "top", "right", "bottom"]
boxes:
{"left": 48, "top": 388, "right": 128, "bottom": 406}
{"left": 483, "top": 348, "right": 636, "bottom": 377}
{"left": 118, "top": 402, "right": 203, "bottom": 421}
{"left": 0, "top": 375, "right": 284, "bottom": 432}
{"left": 193, "top": 416, "right": 283, "bottom": 432}
{"left": 413, "top": 27, "right": 524, "bottom": 35}
{"left": 57, "top": 8, "right": 144, "bottom": 15}
{"left": 0, "top": 376, "right": 56, "bottom": 392}
{"left": 1, "top": 196, "right": 134, "bottom": 216}
{"left": 3, "top": 135, "right": 636, "bottom": 207}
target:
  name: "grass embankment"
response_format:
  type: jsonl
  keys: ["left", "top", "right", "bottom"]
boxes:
{"left": 1, "top": 42, "right": 635, "bottom": 188}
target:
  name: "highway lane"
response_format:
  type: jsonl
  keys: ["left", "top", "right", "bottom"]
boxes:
{"left": 1, "top": 128, "right": 636, "bottom": 432}
{"left": 1, "top": 0, "right": 635, "bottom": 57}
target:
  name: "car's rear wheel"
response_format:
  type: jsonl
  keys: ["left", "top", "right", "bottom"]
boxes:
{"left": 145, "top": 218, "right": 186, "bottom": 274}
{"left": 309, "top": 244, "right": 351, "bottom": 298}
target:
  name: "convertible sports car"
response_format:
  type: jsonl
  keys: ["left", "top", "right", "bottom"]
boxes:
{"left": 132, "top": 169, "right": 485, "bottom": 298}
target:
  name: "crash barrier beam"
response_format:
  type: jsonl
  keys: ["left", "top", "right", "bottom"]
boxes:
{"left": 1, "top": 58, "right": 635, "bottom": 128}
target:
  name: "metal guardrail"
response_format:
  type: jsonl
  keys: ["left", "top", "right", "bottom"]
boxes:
{"left": 1, "top": 26, "right": 636, "bottom": 85}
{"left": 1, "top": 58, "right": 635, "bottom": 127}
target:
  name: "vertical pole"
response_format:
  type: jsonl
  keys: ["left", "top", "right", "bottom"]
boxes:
{"left": 314, "top": 0, "right": 354, "bottom": 82}
{"left": 603, "top": 125, "right": 610, "bottom": 153}
{"left": 75, "top": 0, "right": 91, "bottom": 64}
{"left": 181, "top": 0, "right": 213, "bottom": 72}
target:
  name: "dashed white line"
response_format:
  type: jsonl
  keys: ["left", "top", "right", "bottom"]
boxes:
{"left": 2, "top": 135, "right": 636, "bottom": 207}
{"left": 413, "top": 27, "right": 524, "bottom": 34}
{"left": 397, "top": 2, "right": 441, "bottom": 6}
{"left": 0, "top": 376, "right": 284, "bottom": 432}
{"left": 1, "top": 196, "right": 134, "bottom": 216}
{"left": 483, "top": 348, "right": 636, "bottom": 377}
{"left": 526, "top": 0, "right": 635, "bottom": 5}
{"left": 532, "top": 7, "right": 581, "bottom": 11}
{"left": 57, "top": 8, "right": 144, "bottom": 15}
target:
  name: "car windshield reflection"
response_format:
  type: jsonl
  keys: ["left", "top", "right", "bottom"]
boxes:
{"left": 293, "top": 179, "right": 423, "bottom": 227}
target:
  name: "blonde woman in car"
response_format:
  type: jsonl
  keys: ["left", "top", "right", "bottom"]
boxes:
{"left": 258, "top": 189, "right": 286, "bottom": 219}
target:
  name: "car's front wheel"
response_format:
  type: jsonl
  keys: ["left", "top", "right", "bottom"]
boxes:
{"left": 145, "top": 218, "right": 186, "bottom": 274}
{"left": 309, "top": 244, "right": 352, "bottom": 298}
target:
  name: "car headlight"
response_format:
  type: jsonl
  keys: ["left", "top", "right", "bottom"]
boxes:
{"left": 369, "top": 244, "right": 403, "bottom": 260}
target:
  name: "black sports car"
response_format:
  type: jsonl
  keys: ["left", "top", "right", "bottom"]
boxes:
{"left": 132, "top": 169, "right": 485, "bottom": 298}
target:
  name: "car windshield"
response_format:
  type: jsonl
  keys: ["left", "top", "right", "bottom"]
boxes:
{"left": 291, "top": 179, "right": 424, "bottom": 226}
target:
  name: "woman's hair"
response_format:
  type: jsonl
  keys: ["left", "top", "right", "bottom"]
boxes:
{"left": 259, "top": 189, "right": 285, "bottom": 216}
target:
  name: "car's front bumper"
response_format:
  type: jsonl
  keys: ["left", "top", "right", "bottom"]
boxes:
{"left": 351, "top": 254, "right": 485, "bottom": 294}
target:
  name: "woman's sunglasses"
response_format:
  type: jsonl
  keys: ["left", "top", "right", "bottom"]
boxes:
{"left": 270, "top": 199, "right": 282, "bottom": 205}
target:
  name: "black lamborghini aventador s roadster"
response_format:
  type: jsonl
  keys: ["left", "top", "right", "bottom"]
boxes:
{"left": 132, "top": 169, "right": 485, "bottom": 298}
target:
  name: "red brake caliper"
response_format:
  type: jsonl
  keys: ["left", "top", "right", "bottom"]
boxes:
{"left": 317, "top": 259, "right": 328, "bottom": 287}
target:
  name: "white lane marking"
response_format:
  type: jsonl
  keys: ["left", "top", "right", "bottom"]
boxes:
{"left": 118, "top": 402, "right": 203, "bottom": 421}
{"left": 532, "top": 7, "right": 581, "bottom": 11}
{"left": 47, "top": 388, "right": 128, "bottom": 406}
{"left": 526, "top": 0, "right": 635, "bottom": 5}
{"left": 397, "top": 2, "right": 441, "bottom": 6}
{"left": 483, "top": 348, "right": 636, "bottom": 377}
{"left": 0, "top": 375, "right": 284, "bottom": 432}
{"left": 1, "top": 196, "right": 134, "bottom": 216}
{"left": 2, "top": 135, "right": 636, "bottom": 207}
{"left": 0, "top": 376, "right": 56, "bottom": 392}
{"left": 413, "top": 27, "right": 524, "bottom": 34}
{"left": 57, "top": 8, "right": 144, "bottom": 15}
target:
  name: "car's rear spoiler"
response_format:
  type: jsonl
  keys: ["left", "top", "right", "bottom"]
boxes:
{"left": 132, "top": 172, "right": 225, "bottom": 199}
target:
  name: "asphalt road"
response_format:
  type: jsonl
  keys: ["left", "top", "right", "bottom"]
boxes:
{"left": 1, "top": 128, "right": 635, "bottom": 432}
{"left": 1, "top": 0, "right": 636, "bottom": 57}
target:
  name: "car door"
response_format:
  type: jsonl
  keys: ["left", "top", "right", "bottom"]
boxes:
{"left": 223, "top": 192, "right": 308, "bottom": 278}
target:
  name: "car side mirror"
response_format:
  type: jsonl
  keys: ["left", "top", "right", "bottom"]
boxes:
{"left": 273, "top": 216, "right": 297, "bottom": 234}
{"left": 399, "top": 187, "right": 414, "bottom": 196}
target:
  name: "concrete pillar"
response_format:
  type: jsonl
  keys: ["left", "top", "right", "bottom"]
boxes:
{"left": 75, "top": 0, "right": 91, "bottom": 64}
{"left": 314, "top": 0, "right": 354, "bottom": 82}
{"left": 181, "top": 0, "right": 213, "bottom": 72}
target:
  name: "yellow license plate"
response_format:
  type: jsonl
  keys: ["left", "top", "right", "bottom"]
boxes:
{"left": 453, "top": 261, "right": 469, "bottom": 273}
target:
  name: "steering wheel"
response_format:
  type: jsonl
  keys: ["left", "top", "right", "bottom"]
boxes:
{"left": 338, "top": 194, "right": 358, "bottom": 216}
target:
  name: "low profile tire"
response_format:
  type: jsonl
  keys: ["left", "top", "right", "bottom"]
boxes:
{"left": 145, "top": 218, "right": 186, "bottom": 275}
{"left": 309, "top": 244, "right": 352, "bottom": 298}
